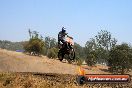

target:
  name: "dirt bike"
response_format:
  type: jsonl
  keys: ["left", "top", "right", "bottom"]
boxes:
{"left": 58, "top": 36, "right": 75, "bottom": 63}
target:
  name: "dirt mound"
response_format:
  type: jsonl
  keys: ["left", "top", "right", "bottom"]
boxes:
{"left": 0, "top": 49, "right": 78, "bottom": 74}
{"left": 0, "top": 49, "right": 109, "bottom": 74}
{"left": 0, "top": 49, "right": 132, "bottom": 87}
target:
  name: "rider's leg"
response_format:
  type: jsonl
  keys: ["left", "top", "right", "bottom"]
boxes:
{"left": 61, "top": 39, "right": 70, "bottom": 49}
{"left": 61, "top": 39, "right": 66, "bottom": 48}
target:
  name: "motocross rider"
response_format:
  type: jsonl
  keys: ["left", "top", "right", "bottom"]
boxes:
{"left": 58, "top": 27, "right": 68, "bottom": 49}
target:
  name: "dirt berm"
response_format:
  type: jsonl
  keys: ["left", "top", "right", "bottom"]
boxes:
{"left": 0, "top": 49, "right": 132, "bottom": 88}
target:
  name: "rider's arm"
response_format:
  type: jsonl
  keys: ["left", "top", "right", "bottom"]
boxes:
{"left": 65, "top": 32, "right": 68, "bottom": 35}
{"left": 67, "top": 35, "right": 73, "bottom": 39}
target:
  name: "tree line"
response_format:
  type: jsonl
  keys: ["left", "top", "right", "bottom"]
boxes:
{"left": 1, "top": 29, "right": 132, "bottom": 74}
{"left": 84, "top": 30, "right": 132, "bottom": 74}
{"left": 0, "top": 40, "right": 24, "bottom": 51}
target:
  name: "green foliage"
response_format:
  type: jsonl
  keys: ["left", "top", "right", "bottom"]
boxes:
{"left": 24, "top": 30, "right": 45, "bottom": 56}
{"left": 85, "top": 51, "right": 97, "bottom": 66}
{"left": 74, "top": 42, "right": 85, "bottom": 65}
{"left": 47, "top": 47, "right": 58, "bottom": 58}
{"left": 108, "top": 43, "right": 132, "bottom": 74}
{"left": 44, "top": 36, "right": 58, "bottom": 58}
{"left": 85, "top": 30, "right": 117, "bottom": 66}
{"left": 85, "top": 38, "right": 96, "bottom": 54}
{"left": 95, "top": 30, "right": 117, "bottom": 62}
{"left": 23, "top": 29, "right": 59, "bottom": 58}
{"left": 74, "top": 42, "right": 85, "bottom": 59}
{"left": 76, "top": 58, "right": 84, "bottom": 66}
{"left": 95, "top": 30, "right": 117, "bottom": 51}
{"left": 0, "top": 40, "right": 24, "bottom": 51}
{"left": 45, "top": 36, "right": 57, "bottom": 49}
{"left": 24, "top": 38, "right": 45, "bottom": 55}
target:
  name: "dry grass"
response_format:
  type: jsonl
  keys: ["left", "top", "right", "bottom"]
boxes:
{"left": 0, "top": 48, "right": 110, "bottom": 74}
{"left": 1, "top": 49, "right": 132, "bottom": 87}
{"left": 0, "top": 73, "right": 131, "bottom": 88}
{"left": 0, "top": 49, "right": 132, "bottom": 88}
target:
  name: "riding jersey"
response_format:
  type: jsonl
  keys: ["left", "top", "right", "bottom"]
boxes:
{"left": 58, "top": 31, "right": 67, "bottom": 43}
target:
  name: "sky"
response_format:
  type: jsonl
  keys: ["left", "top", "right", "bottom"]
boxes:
{"left": 0, "top": 0, "right": 132, "bottom": 46}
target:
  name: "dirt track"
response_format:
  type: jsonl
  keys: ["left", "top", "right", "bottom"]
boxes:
{"left": 0, "top": 49, "right": 132, "bottom": 88}
{"left": 0, "top": 72, "right": 131, "bottom": 88}
{"left": 0, "top": 49, "right": 78, "bottom": 74}
{"left": 0, "top": 49, "right": 109, "bottom": 74}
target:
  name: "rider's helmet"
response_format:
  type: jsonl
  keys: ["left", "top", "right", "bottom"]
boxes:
{"left": 62, "top": 27, "right": 66, "bottom": 33}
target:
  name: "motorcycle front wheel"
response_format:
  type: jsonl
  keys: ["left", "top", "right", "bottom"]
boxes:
{"left": 68, "top": 49, "right": 75, "bottom": 63}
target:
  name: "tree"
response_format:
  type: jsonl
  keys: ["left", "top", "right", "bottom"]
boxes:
{"left": 74, "top": 42, "right": 85, "bottom": 65}
{"left": 95, "top": 30, "right": 117, "bottom": 51}
{"left": 0, "top": 40, "right": 24, "bottom": 51}
{"left": 108, "top": 43, "right": 132, "bottom": 74}
{"left": 85, "top": 38, "right": 97, "bottom": 53}
{"left": 85, "top": 30, "right": 117, "bottom": 66}
{"left": 24, "top": 30, "right": 45, "bottom": 56}
{"left": 44, "top": 36, "right": 57, "bottom": 56}
{"left": 47, "top": 47, "right": 58, "bottom": 58}
{"left": 74, "top": 43, "right": 85, "bottom": 58}
{"left": 28, "top": 29, "right": 32, "bottom": 39}
{"left": 85, "top": 50, "right": 97, "bottom": 66}
{"left": 95, "top": 30, "right": 117, "bottom": 63}
{"left": 85, "top": 38, "right": 97, "bottom": 66}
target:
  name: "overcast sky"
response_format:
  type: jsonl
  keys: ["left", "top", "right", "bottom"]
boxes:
{"left": 0, "top": 0, "right": 132, "bottom": 46}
